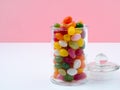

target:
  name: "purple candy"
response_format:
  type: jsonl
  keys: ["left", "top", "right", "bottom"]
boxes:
{"left": 75, "top": 49, "right": 83, "bottom": 56}
{"left": 63, "top": 57, "right": 73, "bottom": 64}
{"left": 68, "top": 48, "right": 76, "bottom": 59}
{"left": 74, "top": 73, "right": 86, "bottom": 80}
{"left": 81, "top": 30, "right": 86, "bottom": 39}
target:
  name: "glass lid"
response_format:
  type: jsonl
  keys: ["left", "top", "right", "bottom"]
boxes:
{"left": 87, "top": 53, "right": 120, "bottom": 72}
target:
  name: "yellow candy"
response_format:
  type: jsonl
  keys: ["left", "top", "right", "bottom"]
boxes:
{"left": 54, "top": 42, "right": 61, "bottom": 49}
{"left": 68, "top": 26, "right": 75, "bottom": 35}
{"left": 63, "top": 34, "right": 71, "bottom": 42}
{"left": 59, "top": 49, "right": 68, "bottom": 57}
{"left": 75, "top": 28, "right": 83, "bottom": 34}
{"left": 77, "top": 38, "right": 84, "bottom": 47}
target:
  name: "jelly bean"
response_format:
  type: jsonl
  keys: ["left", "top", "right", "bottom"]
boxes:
{"left": 54, "top": 68, "right": 59, "bottom": 78}
{"left": 76, "top": 54, "right": 85, "bottom": 61}
{"left": 55, "top": 56, "right": 63, "bottom": 63}
{"left": 59, "top": 49, "right": 68, "bottom": 57}
{"left": 67, "top": 68, "right": 77, "bottom": 76}
{"left": 62, "top": 63, "right": 70, "bottom": 69}
{"left": 63, "top": 34, "right": 71, "bottom": 42}
{"left": 69, "top": 41, "right": 79, "bottom": 50}
{"left": 63, "top": 16, "right": 72, "bottom": 24}
{"left": 58, "top": 69, "right": 66, "bottom": 76}
{"left": 77, "top": 38, "right": 84, "bottom": 47}
{"left": 64, "top": 21, "right": 76, "bottom": 28}
{"left": 54, "top": 23, "right": 60, "bottom": 28}
{"left": 80, "top": 61, "right": 85, "bottom": 68}
{"left": 71, "top": 34, "right": 81, "bottom": 41}
{"left": 68, "top": 26, "right": 75, "bottom": 35}
{"left": 54, "top": 49, "right": 60, "bottom": 56}
{"left": 75, "top": 28, "right": 83, "bottom": 34}
{"left": 64, "top": 74, "right": 73, "bottom": 82}
{"left": 54, "top": 42, "right": 61, "bottom": 49}
{"left": 63, "top": 57, "right": 73, "bottom": 64}
{"left": 81, "top": 30, "right": 85, "bottom": 39}
{"left": 55, "top": 33, "right": 63, "bottom": 40}
{"left": 59, "top": 40, "right": 67, "bottom": 47}
{"left": 73, "top": 59, "right": 81, "bottom": 69}
{"left": 57, "top": 74, "right": 64, "bottom": 80}
{"left": 75, "top": 49, "right": 83, "bottom": 56}
{"left": 68, "top": 48, "right": 76, "bottom": 59}
{"left": 54, "top": 38, "right": 59, "bottom": 42}
{"left": 76, "top": 22, "right": 83, "bottom": 28}
{"left": 68, "top": 21, "right": 76, "bottom": 27}
{"left": 55, "top": 63, "right": 62, "bottom": 69}
{"left": 77, "top": 68, "right": 83, "bottom": 74}
{"left": 74, "top": 73, "right": 86, "bottom": 80}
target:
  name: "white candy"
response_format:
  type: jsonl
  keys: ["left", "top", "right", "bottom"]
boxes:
{"left": 59, "top": 40, "right": 67, "bottom": 47}
{"left": 67, "top": 68, "right": 77, "bottom": 76}
{"left": 73, "top": 59, "right": 81, "bottom": 69}
{"left": 71, "top": 34, "right": 81, "bottom": 41}
{"left": 54, "top": 49, "right": 60, "bottom": 56}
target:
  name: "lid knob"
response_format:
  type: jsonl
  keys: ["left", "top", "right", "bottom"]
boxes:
{"left": 95, "top": 53, "right": 108, "bottom": 66}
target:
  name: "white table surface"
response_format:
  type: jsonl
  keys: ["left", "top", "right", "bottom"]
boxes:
{"left": 0, "top": 43, "right": 120, "bottom": 90}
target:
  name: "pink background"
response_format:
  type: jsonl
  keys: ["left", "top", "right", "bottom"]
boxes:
{"left": 0, "top": 0, "right": 120, "bottom": 42}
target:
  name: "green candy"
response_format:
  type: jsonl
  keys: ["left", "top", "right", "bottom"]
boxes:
{"left": 55, "top": 63, "right": 62, "bottom": 69}
{"left": 62, "top": 63, "right": 70, "bottom": 70}
{"left": 76, "top": 23, "right": 83, "bottom": 28}
{"left": 64, "top": 74, "right": 73, "bottom": 82}
{"left": 55, "top": 56, "right": 63, "bottom": 63}
{"left": 69, "top": 41, "right": 79, "bottom": 50}
{"left": 54, "top": 23, "right": 60, "bottom": 28}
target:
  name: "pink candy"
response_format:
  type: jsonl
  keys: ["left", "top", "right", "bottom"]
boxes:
{"left": 68, "top": 48, "right": 76, "bottom": 59}
{"left": 57, "top": 74, "right": 64, "bottom": 80}
{"left": 71, "top": 34, "right": 81, "bottom": 41}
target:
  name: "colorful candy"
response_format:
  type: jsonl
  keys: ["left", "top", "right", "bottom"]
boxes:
{"left": 73, "top": 59, "right": 81, "bottom": 69}
{"left": 54, "top": 42, "right": 61, "bottom": 49}
{"left": 74, "top": 72, "right": 86, "bottom": 80}
{"left": 63, "top": 34, "right": 71, "bottom": 42}
{"left": 68, "top": 48, "right": 76, "bottom": 59}
{"left": 52, "top": 16, "right": 87, "bottom": 82}
{"left": 68, "top": 26, "right": 75, "bottom": 35}
{"left": 58, "top": 69, "right": 66, "bottom": 76}
{"left": 55, "top": 56, "right": 63, "bottom": 63}
{"left": 67, "top": 68, "right": 77, "bottom": 76}
{"left": 59, "top": 40, "right": 67, "bottom": 47}
{"left": 64, "top": 74, "right": 73, "bottom": 82}
{"left": 63, "top": 16, "right": 72, "bottom": 24}
{"left": 71, "top": 34, "right": 81, "bottom": 41}
{"left": 59, "top": 49, "right": 68, "bottom": 57}
{"left": 69, "top": 41, "right": 79, "bottom": 50}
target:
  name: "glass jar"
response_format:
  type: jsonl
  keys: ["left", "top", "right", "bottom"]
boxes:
{"left": 51, "top": 22, "right": 88, "bottom": 86}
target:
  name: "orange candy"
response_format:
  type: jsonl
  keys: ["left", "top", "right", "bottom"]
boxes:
{"left": 63, "top": 16, "right": 72, "bottom": 24}
{"left": 55, "top": 33, "right": 63, "bottom": 40}
{"left": 53, "top": 68, "right": 59, "bottom": 78}
{"left": 76, "top": 54, "right": 85, "bottom": 61}
{"left": 77, "top": 68, "right": 83, "bottom": 74}
{"left": 80, "top": 61, "right": 85, "bottom": 69}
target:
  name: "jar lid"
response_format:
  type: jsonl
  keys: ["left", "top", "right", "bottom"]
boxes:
{"left": 87, "top": 53, "right": 120, "bottom": 72}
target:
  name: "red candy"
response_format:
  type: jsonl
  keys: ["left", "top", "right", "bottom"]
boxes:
{"left": 63, "top": 16, "right": 72, "bottom": 24}
{"left": 74, "top": 72, "right": 86, "bottom": 80}
{"left": 75, "top": 49, "right": 83, "bottom": 56}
